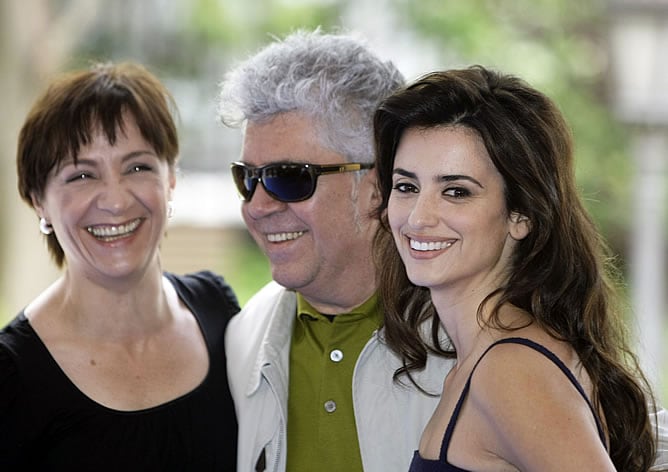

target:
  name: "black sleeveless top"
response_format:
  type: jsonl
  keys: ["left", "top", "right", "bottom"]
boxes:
{"left": 408, "top": 337, "right": 607, "bottom": 472}
{"left": 0, "top": 271, "right": 239, "bottom": 471}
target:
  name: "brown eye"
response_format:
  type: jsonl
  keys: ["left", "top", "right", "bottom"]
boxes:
{"left": 129, "top": 164, "right": 152, "bottom": 173}
{"left": 392, "top": 182, "right": 418, "bottom": 193}
{"left": 65, "top": 172, "right": 92, "bottom": 183}
{"left": 444, "top": 187, "right": 470, "bottom": 198}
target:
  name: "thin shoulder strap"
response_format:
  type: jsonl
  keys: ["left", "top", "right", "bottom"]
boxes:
{"left": 439, "top": 337, "right": 607, "bottom": 463}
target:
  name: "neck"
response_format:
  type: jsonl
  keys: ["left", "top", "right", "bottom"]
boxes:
{"left": 430, "top": 286, "right": 492, "bottom": 361}
{"left": 299, "top": 238, "right": 378, "bottom": 314}
{"left": 431, "top": 286, "right": 530, "bottom": 364}
{"left": 29, "top": 267, "right": 172, "bottom": 342}
{"left": 301, "top": 278, "right": 377, "bottom": 315}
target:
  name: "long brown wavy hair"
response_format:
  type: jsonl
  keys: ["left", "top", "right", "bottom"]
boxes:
{"left": 372, "top": 66, "right": 657, "bottom": 471}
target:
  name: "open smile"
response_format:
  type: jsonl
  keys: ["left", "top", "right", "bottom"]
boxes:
{"left": 267, "top": 231, "right": 305, "bottom": 243}
{"left": 86, "top": 218, "right": 143, "bottom": 241}
{"left": 409, "top": 238, "right": 454, "bottom": 251}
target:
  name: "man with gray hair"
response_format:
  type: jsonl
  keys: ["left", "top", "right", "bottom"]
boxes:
{"left": 218, "top": 29, "right": 453, "bottom": 471}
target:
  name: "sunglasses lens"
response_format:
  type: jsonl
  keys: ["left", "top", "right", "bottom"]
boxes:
{"left": 231, "top": 164, "right": 255, "bottom": 200}
{"left": 263, "top": 165, "right": 315, "bottom": 202}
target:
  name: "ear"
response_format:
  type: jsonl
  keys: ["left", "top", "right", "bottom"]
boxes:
{"left": 509, "top": 211, "right": 531, "bottom": 241}
{"left": 168, "top": 167, "right": 177, "bottom": 199}
{"left": 30, "top": 192, "right": 46, "bottom": 219}
{"left": 364, "top": 167, "right": 381, "bottom": 206}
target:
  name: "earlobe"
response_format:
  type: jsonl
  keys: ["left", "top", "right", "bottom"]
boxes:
{"left": 509, "top": 212, "right": 531, "bottom": 240}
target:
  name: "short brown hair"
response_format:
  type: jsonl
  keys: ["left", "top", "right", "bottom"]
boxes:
{"left": 17, "top": 61, "right": 179, "bottom": 267}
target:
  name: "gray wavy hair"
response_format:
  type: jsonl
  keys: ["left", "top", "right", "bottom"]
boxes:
{"left": 217, "top": 28, "right": 404, "bottom": 164}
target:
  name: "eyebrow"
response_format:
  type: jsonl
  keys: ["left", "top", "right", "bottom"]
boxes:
{"left": 393, "top": 167, "right": 484, "bottom": 188}
{"left": 61, "top": 150, "right": 158, "bottom": 167}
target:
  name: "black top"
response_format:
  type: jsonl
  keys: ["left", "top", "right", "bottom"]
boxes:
{"left": 0, "top": 271, "right": 239, "bottom": 471}
{"left": 409, "top": 337, "right": 607, "bottom": 472}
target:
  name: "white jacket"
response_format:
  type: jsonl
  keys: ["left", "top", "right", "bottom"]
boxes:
{"left": 225, "top": 281, "right": 454, "bottom": 472}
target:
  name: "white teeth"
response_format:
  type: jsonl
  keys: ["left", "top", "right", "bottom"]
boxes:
{"left": 409, "top": 239, "right": 453, "bottom": 251}
{"left": 87, "top": 218, "right": 141, "bottom": 239}
{"left": 267, "top": 231, "right": 304, "bottom": 242}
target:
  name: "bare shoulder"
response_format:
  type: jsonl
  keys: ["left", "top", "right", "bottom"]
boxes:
{"left": 473, "top": 337, "right": 577, "bottom": 383}
{"left": 469, "top": 337, "right": 594, "bottom": 415}
{"left": 466, "top": 338, "right": 614, "bottom": 471}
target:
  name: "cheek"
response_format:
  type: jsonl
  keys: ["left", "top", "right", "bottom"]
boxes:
{"left": 44, "top": 191, "right": 79, "bottom": 221}
{"left": 387, "top": 197, "right": 406, "bottom": 232}
{"left": 240, "top": 205, "right": 259, "bottom": 231}
{"left": 462, "top": 212, "right": 510, "bottom": 253}
{"left": 137, "top": 180, "right": 170, "bottom": 206}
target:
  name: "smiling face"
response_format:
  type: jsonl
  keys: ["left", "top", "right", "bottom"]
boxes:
{"left": 388, "top": 126, "right": 529, "bottom": 299}
{"left": 32, "top": 113, "right": 175, "bottom": 285}
{"left": 239, "top": 111, "right": 378, "bottom": 308}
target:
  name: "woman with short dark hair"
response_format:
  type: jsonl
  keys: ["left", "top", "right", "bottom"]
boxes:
{"left": 1, "top": 61, "right": 238, "bottom": 470}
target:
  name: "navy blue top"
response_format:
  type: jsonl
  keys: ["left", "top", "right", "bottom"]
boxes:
{"left": 0, "top": 271, "right": 239, "bottom": 471}
{"left": 408, "top": 337, "right": 607, "bottom": 472}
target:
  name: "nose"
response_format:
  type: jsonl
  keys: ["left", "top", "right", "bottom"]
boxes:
{"left": 96, "top": 180, "right": 133, "bottom": 214}
{"left": 243, "top": 181, "right": 287, "bottom": 220}
{"left": 407, "top": 192, "right": 439, "bottom": 229}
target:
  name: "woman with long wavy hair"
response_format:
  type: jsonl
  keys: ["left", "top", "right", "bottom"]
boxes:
{"left": 373, "top": 65, "right": 663, "bottom": 471}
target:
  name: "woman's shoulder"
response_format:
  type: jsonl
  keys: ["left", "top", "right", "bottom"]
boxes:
{"left": 465, "top": 336, "right": 611, "bottom": 469}
{"left": 165, "top": 270, "right": 240, "bottom": 315}
{"left": 0, "top": 340, "right": 19, "bottom": 390}
{"left": 0, "top": 313, "right": 35, "bottom": 355}
{"left": 0, "top": 315, "right": 32, "bottom": 417}
{"left": 468, "top": 336, "right": 598, "bottom": 439}
{"left": 470, "top": 336, "right": 583, "bottom": 400}
{"left": 0, "top": 344, "right": 22, "bottom": 457}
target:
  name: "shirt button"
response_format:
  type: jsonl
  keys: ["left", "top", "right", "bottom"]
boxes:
{"left": 324, "top": 400, "right": 337, "bottom": 413}
{"left": 330, "top": 349, "right": 343, "bottom": 362}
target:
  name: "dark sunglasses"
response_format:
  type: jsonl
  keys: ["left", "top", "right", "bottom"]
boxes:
{"left": 230, "top": 161, "right": 374, "bottom": 203}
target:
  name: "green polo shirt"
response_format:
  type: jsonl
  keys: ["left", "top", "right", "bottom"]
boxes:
{"left": 286, "top": 293, "right": 381, "bottom": 472}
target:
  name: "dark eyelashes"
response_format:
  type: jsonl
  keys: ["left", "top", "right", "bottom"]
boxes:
{"left": 444, "top": 187, "right": 471, "bottom": 198}
{"left": 63, "top": 164, "right": 154, "bottom": 183}
{"left": 64, "top": 172, "right": 91, "bottom": 183}
{"left": 391, "top": 182, "right": 471, "bottom": 198}
{"left": 130, "top": 164, "right": 153, "bottom": 172}
{"left": 392, "top": 182, "right": 418, "bottom": 193}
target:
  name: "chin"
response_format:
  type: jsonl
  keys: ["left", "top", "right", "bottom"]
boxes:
{"left": 271, "top": 269, "right": 304, "bottom": 290}
{"left": 276, "top": 268, "right": 320, "bottom": 292}
{"left": 405, "top": 272, "right": 439, "bottom": 290}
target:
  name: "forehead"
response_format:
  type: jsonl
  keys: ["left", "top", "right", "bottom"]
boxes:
{"left": 395, "top": 125, "right": 497, "bottom": 174}
{"left": 54, "top": 113, "right": 148, "bottom": 165}
{"left": 242, "top": 111, "right": 343, "bottom": 165}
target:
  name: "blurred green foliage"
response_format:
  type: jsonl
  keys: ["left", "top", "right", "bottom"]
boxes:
{"left": 189, "top": 0, "right": 347, "bottom": 45}
{"left": 221, "top": 236, "right": 271, "bottom": 307}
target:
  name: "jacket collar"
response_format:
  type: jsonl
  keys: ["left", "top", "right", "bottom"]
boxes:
{"left": 246, "top": 287, "right": 297, "bottom": 396}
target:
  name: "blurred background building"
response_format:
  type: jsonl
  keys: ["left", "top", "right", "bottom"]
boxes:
{"left": 0, "top": 0, "right": 665, "bottom": 402}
